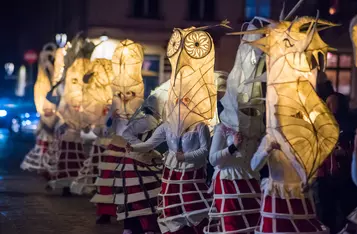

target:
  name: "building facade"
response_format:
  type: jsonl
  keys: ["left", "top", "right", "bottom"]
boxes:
{"left": 59, "top": 0, "right": 357, "bottom": 103}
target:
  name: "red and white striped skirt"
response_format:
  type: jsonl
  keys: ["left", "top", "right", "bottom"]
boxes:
{"left": 21, "top": 138, "right": 49, "bottom": 172}
{"left": 91, "top": 142, "right": 162, "bottom": 230}
{"left": 46, "top": 140, "right": 87, "bottom": 189}
{"left": 158, "top": 166, "right": 212, "bottom": 233}
{"left": 256, "top": 194, "right": 329, "bottom": 234}
{"left": 204, "top": 172, "right": 261, "bottom": 234}
{"left": 91, "top": 143, "right": 124, "bottom": 217}
{"left": 70, "top": 143, "right": 106, "bottom": 195}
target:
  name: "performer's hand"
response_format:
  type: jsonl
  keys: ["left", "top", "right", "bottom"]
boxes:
{"left": 267, "top": 141, "right": 280, "bottom": 153}
{"left": 176, "top": 151, "right": 185, "bottom": 162}
{"left": 126, "top": 143, "right": 133, "bottom": 153}
{"left": 233, "top": 132, "right": 243, "bottom": 148}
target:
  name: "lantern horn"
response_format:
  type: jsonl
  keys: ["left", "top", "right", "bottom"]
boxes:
{"left": 284, "top": 0, "right": 305, "bottom": 20}
{"left": 227, "top": 27, "right": 268, "bottom": 36}
{"left": 279, "top": 1, "right": 286, "bottom": 21}
{"left": 195, "top": 19, "right": 233, "bottom": 31}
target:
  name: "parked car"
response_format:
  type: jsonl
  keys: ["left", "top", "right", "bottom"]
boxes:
{"left": 0, "top": 97, "right": 39, "bottom": 136}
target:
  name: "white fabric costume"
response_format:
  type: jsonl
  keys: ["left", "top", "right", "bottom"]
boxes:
{"left": 204, "top": 18, "right": 264, "bottom": 234}
{"left": 131, "top": 122, "right": 212, "bottom": 233}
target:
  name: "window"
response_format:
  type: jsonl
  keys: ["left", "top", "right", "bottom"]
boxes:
{"left": 132, "top": 0, "right": 160, "bottom": 19}
{"left": 142, "top": 55, "right": 160, "bottom": 97}
{"left": 188, "top": 0, "right": 216, "bottom": 21}
{"left": 245, "top": 0, "right": 270, "bottom": 20}
{"left": 325, "top": 52, "right": 352, "bottom": 96}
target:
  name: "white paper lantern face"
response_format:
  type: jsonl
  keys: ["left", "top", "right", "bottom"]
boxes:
{"left": 111, "top": 39, "right": 144, "bottom": 119}
{"left": 63, "top": 58, "right": 90, "bottom": 113}
{"left": 82, "top": 59, "right": 114, "bottom": 127}
{"left": 166, "top": 28, "right": 216, "bottom": 136}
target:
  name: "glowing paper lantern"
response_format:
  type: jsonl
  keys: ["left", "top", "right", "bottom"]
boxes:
{"left": 229, "top": 15, "right": 340, "bottom": 184}
{"left": 58, "top": 57, "right": 91, "bottom": 129}
{"left": 350, "top": 15, "right": 357, "bottom": 67}
{"left": 166, "top": 27, "right": 217, "bottom": 137}
{"left": 111, "top": 39, "right": 144, "bottom": 119}
{"left": 53, "top": 48, "right": 66, "bottom": 86}
{"left": 90, "top": 39, "right": 119, "bottom": 61}
{"left": 81, "top": 58, "right": 114, "bottom": 127}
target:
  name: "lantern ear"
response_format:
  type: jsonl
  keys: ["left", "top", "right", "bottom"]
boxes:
{"left": 227, "top": 27, "right": 268, "bottom": 36}
{"left": 83, "top": 72, "right": 94, "bottom": 84}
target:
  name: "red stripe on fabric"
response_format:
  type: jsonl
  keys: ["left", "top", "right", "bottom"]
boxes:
{"left": 107, "top": 143, "right": 126, "bottom": 152}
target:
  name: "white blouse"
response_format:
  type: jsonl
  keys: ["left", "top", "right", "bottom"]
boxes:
{"left": 210, "top": 124, "right": 259, "bottom": 181}
{"left": 251, "top": 135, "right": 306, "bottom": 199}
{"left": 114, "top": 115, "right": 159, "bottom": 144}
{"left": 132, "top": 122, "right": 210, "bottom": 170}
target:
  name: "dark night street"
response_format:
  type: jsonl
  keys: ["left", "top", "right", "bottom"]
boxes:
{"left": 0, "top": 129, "right": 121, "bottom": 234}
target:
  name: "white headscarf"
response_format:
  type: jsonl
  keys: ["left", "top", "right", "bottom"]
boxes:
{"left": 219, "top": 19, "right": 265, "bottom": 137}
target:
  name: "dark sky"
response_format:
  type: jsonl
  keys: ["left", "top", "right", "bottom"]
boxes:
{"left": 1, "top": 0, "right": 357, "bottom": 98}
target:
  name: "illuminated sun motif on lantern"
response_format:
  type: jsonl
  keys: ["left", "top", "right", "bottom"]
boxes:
{"left": 111, "top": 39, "right": 144, "bottom": 120}
{"left": 166, "top": 26, "right": 217, "bottom": 138}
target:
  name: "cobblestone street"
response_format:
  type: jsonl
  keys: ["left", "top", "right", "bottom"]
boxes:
{"left": 0, "top": 130, "right": 122, "bottom": 234}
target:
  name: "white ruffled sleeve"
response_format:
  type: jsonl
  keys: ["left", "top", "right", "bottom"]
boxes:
{"left": 251, "top": 135, "right": 270, "bottom": 172}
{"left": 209, "top": 125, "right": 234, "bottom": 167}
{"left": 131, "top": 123, "right": 167, "bottom": 152}
{"left": 184, "top": 124, "right": 210, "bottom": 163}
{"left": 352, "top": 152, "right": 357, "bottom": 186}
{"left": 122, "top": 115, "right": 158, "bottom": 144}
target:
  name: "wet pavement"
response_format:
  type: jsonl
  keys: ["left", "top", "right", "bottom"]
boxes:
{"left": 0, "top": 129, "right": 121, "bottom": 234}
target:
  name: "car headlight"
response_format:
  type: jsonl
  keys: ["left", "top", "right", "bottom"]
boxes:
{"left": 0, "top": 110, "right": 7, "bottom": 117}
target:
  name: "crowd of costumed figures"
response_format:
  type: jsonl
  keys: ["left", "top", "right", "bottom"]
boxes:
{"left": 20, "top": 1, "right": 357, "bottom": 234}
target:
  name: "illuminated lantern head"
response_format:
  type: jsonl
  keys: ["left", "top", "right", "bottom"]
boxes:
{"left": 166, "top": 26, "right": 217, "bottom": 136}
{"left": 111, "top": 39, "right": 144, "bottom": 119}
{"left": 35, "top": 43, "right": 58, "bottom": 127}
{"left": 53, "top": 47, "right": 66, "bottom": 86}
{"left": 229, "top": 14, "right": 340, "bottom": 184}
{"left": 58, "top": 38, "right": 96, "bottom": 129}
{"left": 82, "top": 58, "right": 114, "bottom": 127}
{"left": 350, "top": 15, "right": 357, "bottom": 67}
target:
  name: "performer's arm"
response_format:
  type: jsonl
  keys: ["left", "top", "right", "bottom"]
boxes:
{"left": 122, "top": 117, "right": 155, "bottom": 144}
{"left": 183, "top": 124, "right": 210, "bottom": 163}
{"left": 209, "top": 125, "right": 239, "bottom": 167}
{"left": 251, "top": 136, "right": 270, "bottom": 172}
{"left": 130, "top": 123, "right": 167, "bottom": 152}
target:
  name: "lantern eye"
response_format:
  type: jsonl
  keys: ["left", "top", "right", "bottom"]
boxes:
{"left": 283, "top": 38, "right": 294, "bottom": 48}
{"left": 182, "top": 97, "right": 191, "bottom": 105}
{"left": 72, "top": 78, "right": 78, "bottom": 84}
{"left": 167, "top": 30, "right": 182, "bottom": 58}
{"left": 184, "top": 31, "right": 212, "bottom": 59}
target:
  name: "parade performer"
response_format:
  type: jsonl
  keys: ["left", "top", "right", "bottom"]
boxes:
{"left": 91, "top": 40, "right": 162, "bottom": 234}
{"left": 232, "top": 11, "right": 340, "bottom": 233}
{"left": 21, "top": 43, "right": 58, "bottom": 177}
{"left": 126, "top": 22, "right": 226, "bottom": 233}
{"left": 204, "top": 18, "right": 265, "bottom": 234}
{"left": 337, "top": 16, "right": 357, "bottom": 234}
{"left": 70, "top": 58, "right": 114, "bottom": 195}
{"left": 45, "top": 37, "right": 96, "bottom": 195}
